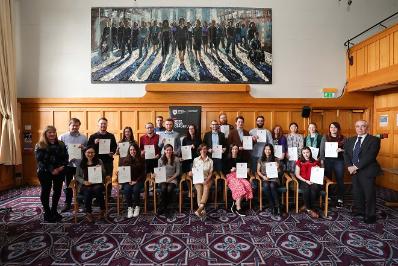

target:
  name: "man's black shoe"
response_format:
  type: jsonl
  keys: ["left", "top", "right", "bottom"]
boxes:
{"left": 364, "top": 216, "right": 376, "bottom": 224}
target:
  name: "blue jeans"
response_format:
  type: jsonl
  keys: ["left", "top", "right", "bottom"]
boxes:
{"left": 122, "top": 182, "right": 144, "bottom": 208}
{"left": 263, "top": 181, "right": 280, "bottom": 208}
{"left": 324, "top": 158, "right": 345, "bottom": 201}
{"left": 82, "top": 184, "right": 105, "bottom": 213}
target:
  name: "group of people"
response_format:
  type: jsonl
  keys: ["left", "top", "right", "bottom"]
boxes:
{"left": 100, "top": 18, "right": 264, "bottom": 63}
{"left": 35, "top": 113, "right": 380, "bottom": 224}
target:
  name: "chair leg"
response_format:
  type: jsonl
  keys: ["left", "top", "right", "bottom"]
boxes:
{"left": 295, "top": 183, "right": 299, "bottom": 213}
{"left": 153, "top": 183, "right": 157, "bottom": 214}
{"left": 224, "top": 181, "right": 227, "bottom": 209}
{"left": 179, "top": 182, "right": 183, "bottom": 214}
{"left": 105, "top": 187, "right": 108, "bottom": 215}
{"left": 144, "top": 182, "right": 147, "bottom": 214}
{"left": 259, "top": 183, "right": 263, "bottom": 211}
{"left": 117, "top": 187, "right": 120, "bottom": 216}
{"left": 189, "top": 180, "right": 193, "bottom": 211}
{"left": 214, "top": 179, "right": 218, "bottom": 209}
{"left": 324, "top": 187, "right": 329, "bottom": 218}
{"left": 285, "top": 190, "right": 289, "bottom": 214}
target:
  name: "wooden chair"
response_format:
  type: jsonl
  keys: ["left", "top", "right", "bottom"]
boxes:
{"left": 250, "top": 172, "right": 293, "bottom": 213}
{"left": 70, "top": 176, "right": 112, "bottom": 223}
{"left": 291, "top": 174, "right": 334, "bottom": 217}
{"left": 214, "top": 171, "right": 228, "bottom": 209}
{"left": 115, "top": 173, "right": 152, "bottom": 216}
{"left": 149, "top": 174, "right": 193, "bottom": 214}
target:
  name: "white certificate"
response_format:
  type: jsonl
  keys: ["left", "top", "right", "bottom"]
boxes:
{"left": 118, "top": 166, "right": 131, "bottom": 183}
{"left": 220, "top": 125, "right": 230, "bottom": 138}
{"left": 288, "top": 147, "right": 298, "bottom": 161}
{"left": 257, "top": 130, "right": 268, "bottom": 143}
{"left": 212, "top": 144, "right": 223, "bottom": 159}
{"left": 274, "top": 145, "right": 283, "bottom": 159}
{"left": 98, "top": 139, "right": 111, "bottom": 154}
{"left": 164, "top": 137, "right": 175, "bottom": 148}
{"left": 68, "top": 144, "right": 81, "bottom": 161}
{"left": 192, "top": 165, "right": 204, "bottom": 184}
{"left": 243, "top": 136, "right": 253, "bottom": 150}
{"left": 181, "top": 145, "right": 192, "bottom": 160}
{"left": 325, "top": 142, "right": 338, "bottom": 158}
{"left": 144, "top": 145, "right": 156, "bottom": 159}
{"left": 265, "top": 162, "right": 278, "bottom": 179}
{"left": 88, "top": 166, "right": 102, "bottom": 184}
{"left": 310, "top": 147, "right": 319, "bottom": 160}
{"left": 310, "top": 167, "right": 325, "bottom": 185}
{"left": 236, "top": 163, "right": 248, "bottom": 178}
{"left": 118, "top": 142, "right": 130, "bottom": 158}
{"left": 154, "top": 166, "right": 167, "bottom": 183}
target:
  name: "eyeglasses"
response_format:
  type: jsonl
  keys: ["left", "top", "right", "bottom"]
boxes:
{"left": 211, "top": 124, "right": 219, "bottom": 126}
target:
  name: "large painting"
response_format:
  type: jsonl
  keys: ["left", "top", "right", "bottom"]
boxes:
{"left": 91, "top": 7, "right": 272, "bottom": 84}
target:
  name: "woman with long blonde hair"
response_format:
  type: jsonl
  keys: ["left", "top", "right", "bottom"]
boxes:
{"left": 35, "top": 126, "right": 68, "bottom": 223}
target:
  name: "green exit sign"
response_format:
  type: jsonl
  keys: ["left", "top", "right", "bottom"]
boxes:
{"left": 323, "top": 92, "right": 335, "bottom": 98}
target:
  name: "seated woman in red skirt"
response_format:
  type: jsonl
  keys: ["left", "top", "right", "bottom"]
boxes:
{"left": 224, "top": 144, "right": 253, "bottom": 216}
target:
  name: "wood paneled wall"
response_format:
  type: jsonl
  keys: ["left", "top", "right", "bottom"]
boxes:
{"left": 17, "top": 89, "right": 373, "bottom": 186}
{"left": 347, "top": 23, "right": 398, "bottom": 92}
{"left": 374, "top": 90, "right": 398, "bottom": 190}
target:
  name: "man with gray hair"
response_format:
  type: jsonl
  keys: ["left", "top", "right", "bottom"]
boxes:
{"left": 344, "top": 120, "right": 381, "bottom": 224}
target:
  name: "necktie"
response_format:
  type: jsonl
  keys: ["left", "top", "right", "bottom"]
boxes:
{"left": 352, "top": 136, "right": 362, "bottom": 165}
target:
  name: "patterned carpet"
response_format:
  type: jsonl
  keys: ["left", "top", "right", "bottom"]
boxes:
{"left": 0, "top": 186, "right": 398, "bottom": 265}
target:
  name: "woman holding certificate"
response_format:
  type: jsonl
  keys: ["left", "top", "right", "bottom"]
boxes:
{"left": 156, "top": 144, "right": 181, "bottom": 216}
{"left": 319, "top": 122, "right": 346, "bottom": 208}
{"left": 224, "top": 145, "right": 253, "bottom": 216}
{"left": 119, "top": 143, "right": 145, "bottom": 218}
{"left": 304, "top": 123, "right": 322, "bottom": 160}
{"left": 189, "top": 144, "right": 214, "bottom": 218}
{"left": 75, "top": 146, "right": 107, "bottom": 222}
{"left": 257, "top": 144, "right": 282, "bottom": 216}
{"left": 286, "top": 122, "right": 304, "bottom": 174}
{"left": 117, "top": 127, "right": 136, "bottom": 165}
{"left": 35, "top": 126, "right": 68, "bottom": 223}
{"left": 181, "top": 125, "right": 202, "bottom": 173}
{"left": 295, "top": 147, "right": 322, "bottom": 219}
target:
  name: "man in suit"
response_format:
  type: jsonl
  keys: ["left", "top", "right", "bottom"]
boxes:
{"left": 203, "top": 120, "right": 227, "bottom": 173}
{"left": 228, "top": 116, "right": 253, "bottom": 164}
{"left": 344, "top": 120, "right": 381, "bottom": 224}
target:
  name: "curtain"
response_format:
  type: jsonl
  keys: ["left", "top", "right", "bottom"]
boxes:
{"left": 0, "top": 0, "right": 22, "bottom": 165}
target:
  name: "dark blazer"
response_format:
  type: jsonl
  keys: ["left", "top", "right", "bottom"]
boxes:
{"left": 227, "top": 128, "right": 250, "bottom": 148}
{"left": 203, "top": 131, "right": 227, "bottom": 150}
{"left": 344, "top": 134, "right": 381, "bottom": 177}
{"left": 228, "top": 128, "right": 251, "bottom": 161}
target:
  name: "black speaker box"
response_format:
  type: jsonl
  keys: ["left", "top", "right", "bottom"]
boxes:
{"left": 301, "top": 106, "right": 311, "bottom": 118}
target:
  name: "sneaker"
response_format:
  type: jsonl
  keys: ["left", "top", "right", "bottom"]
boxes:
{"left": 230, "top": 201, "right": 236, "bottom": 214}
{"left": 336, "top": 200, "right": 343, "bottom": 209}
{"left": 127, "top": 207, "right": 133, "bottom": 218}
{"left": 235, "top": 208, "right": 246, "bottom": 217}
{"left": 43, "top": 212, "right": 55, "bottom": 223}
{"left": 133, "top": 206, "right": 140, "bottom": 217}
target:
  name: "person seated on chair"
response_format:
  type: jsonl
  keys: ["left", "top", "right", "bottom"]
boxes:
{"left": 75, "top": 146, "right": 108, "bottom": 223}
{"left": 295, "top": 146, "right": 322, "bottom": 219}
{"left": 224, "top": 144, "right": 253, "bottom": 217}
{"left": 118, "top": 143, "right": 145, "bottom": 218}
{"left": 189, "top": 144, "right": 214, "bottom": 218}
{"left": 117, "top": 126, "right": 136, "bottom": 164}
{"left": 155, "top": 144, "right": 180, "bottom": 216}
{"left": 257, "top": 144, "right": 282, "bottom": 216}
